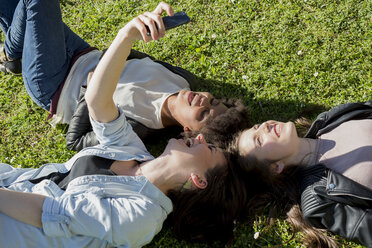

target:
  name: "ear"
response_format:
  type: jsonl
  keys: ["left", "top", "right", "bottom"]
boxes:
{"left": 183, "top": 126, "right": 192, "bottom": 133}
{"left": 196, "top": 133, "right": 205, "bottom": 143}
{"left": 271, "top": 162, "right": 285, "bottom": 174}
{"left": 190, "top": 173, "right": 208, "bottom": 189}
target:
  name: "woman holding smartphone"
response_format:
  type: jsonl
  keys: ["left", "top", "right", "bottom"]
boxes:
{"left": 0, "top": 0, "right": 237, "bottom": 151}
{"left": 0, "top": 3, "right": 247, "bottom": 247}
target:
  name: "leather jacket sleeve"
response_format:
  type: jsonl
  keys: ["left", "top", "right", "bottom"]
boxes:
{"left": 301, "top": 165, "right": 372, "bottom": 247}
{"left": 303, "top": 195, "right": 372, "bottom": 247}
{"left": 66, "top": 87, "right": 161, "bottom": 151}
{"left": 65, "top": 86, "right": 99, "bottom": 151}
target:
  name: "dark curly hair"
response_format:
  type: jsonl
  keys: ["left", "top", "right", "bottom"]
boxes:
{"left": 188, "top": 98, "right": 251, "bottom": 150}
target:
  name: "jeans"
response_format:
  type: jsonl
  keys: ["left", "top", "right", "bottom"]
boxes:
{"left": 0, "top": 0, "right": 90, "bottom": 109}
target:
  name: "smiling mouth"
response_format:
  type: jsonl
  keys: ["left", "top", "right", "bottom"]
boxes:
{"left": 187, "top": 92, "right": 194, "bottom": 105}
{"left": 274, "top": 124, "right": 280, "bottom": 138}
{"left": 187, "top": 92, "right": 201, "bottom": 106}
{"left": 185, "top": 138, "right": 194, "bottom": 147}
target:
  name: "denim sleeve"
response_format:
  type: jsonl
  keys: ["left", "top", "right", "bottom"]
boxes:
{"left": 90, "top": 107, "right": 147, "bottom": 150}
{"left": 41, "top": 192, "right": 166, "bottom": 247}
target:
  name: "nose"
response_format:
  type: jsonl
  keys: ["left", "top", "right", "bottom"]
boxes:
{"left": 259, "top": 122, "right": 271, "bottom": 133}
{"left": 200, "top": 95, "right": 211, "bottom": 107}
{"left": 196, "top": 133, "right": 207, "bottom": 144}
{"left": 200, "top": 95, "right": 210, "bottom": 107}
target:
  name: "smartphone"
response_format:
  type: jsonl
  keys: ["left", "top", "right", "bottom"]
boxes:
{"left": 146, "top": 11, "right": 190, "bottom": 36}
{"left": 163, "top": 11, "right": 190, "bottom": 30}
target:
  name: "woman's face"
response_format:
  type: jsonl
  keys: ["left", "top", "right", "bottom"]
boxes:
{"left": 173, "top": 90, "right": 227, "bottom": 131}
{"left": 238, "top": 121, "right": 299, "bottom": 164}
{"left": 165, "top": 134, "right": 227, "bottom": 175}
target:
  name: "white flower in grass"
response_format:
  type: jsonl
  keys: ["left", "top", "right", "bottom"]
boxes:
{"left": 242, "top": 75, "right": 248, "bottom": 79}
{"left": 314, "top": 71, "right": 319, "bottom": 77}
{"left": 211, "top": 34, "right": 217, "bottom": 39}
{"left": 297, "top": 50, "right": 303, "bottom": 56}
{"left": 254, "top": 231, "right": 260, "bottom": 239}
{"left": 17, "top": 164, "right": 22, "bottom": 168}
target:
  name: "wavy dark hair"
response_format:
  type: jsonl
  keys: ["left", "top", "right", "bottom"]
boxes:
{"left": 166, "top": 151, "right": 250, "bottom": 244}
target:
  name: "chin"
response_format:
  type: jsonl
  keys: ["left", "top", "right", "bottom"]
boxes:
{"left": 161, "top": 139, "right": 179, "bottom": 156}
{"left": 286, "top": 122, "right": 299, "bottom": 140}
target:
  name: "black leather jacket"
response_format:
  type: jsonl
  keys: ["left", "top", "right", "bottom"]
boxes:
{"left": 66, "top": 49, "right": 198, "bottom": 151}
{"left": 300, "top": 100, "right": 372, "bottom": 247}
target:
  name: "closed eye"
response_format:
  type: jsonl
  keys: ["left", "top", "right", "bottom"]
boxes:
{"left": 255, "top": 135, "right": 262, "bottom": 147}
{"left": 208, "top": 144, "right": 216, "bottom": 152}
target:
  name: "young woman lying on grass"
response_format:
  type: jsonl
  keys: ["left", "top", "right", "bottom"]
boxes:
{"left": 0, "top": 0, "right": 238, "bottom": 151}
{"left": 0, "top": 3, "right": 247, "bottom": 247}
{"left": 230, "top": 100, "right": 372, "bottom": 247}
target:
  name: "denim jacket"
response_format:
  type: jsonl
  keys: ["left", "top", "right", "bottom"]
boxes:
{"left": 0, "top": 108, "right": 173, "bottom": 248}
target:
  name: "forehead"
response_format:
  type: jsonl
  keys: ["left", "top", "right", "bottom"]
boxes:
{"left": 238, "top": 128, "right": 256, "bottom": 156}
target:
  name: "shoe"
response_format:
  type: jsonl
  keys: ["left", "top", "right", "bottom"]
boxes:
{"left": 0, "top": 43, "right": 22, "bottom": 75}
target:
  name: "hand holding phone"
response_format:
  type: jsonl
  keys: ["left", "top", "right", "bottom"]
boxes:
{"left": 146, "top": 11, "right": 190, "bottom": 36}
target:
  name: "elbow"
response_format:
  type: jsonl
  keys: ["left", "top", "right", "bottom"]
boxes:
{"left": 84, "top": 90, "right": 95, "bottom": 110}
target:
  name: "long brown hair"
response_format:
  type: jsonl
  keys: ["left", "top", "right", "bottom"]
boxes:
{"left": 166, "top": 151, "right": 250, "bottom": 244}
{"left": 234, "top": 119, "right": 340, "bottom": 248}
{"left": 201, "top": 108, "right": 340, "bottom": 246}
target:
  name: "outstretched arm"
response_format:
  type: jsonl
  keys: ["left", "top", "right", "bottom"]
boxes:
{"left": 85, "top": 2, "right": 173, "bottom": 123}
{"left": 0, "top": 188, "right": 45, "bottom": 228}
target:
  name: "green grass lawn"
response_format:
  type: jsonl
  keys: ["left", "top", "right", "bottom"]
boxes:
{"left": 0, "top": 0, "right": 371, "bottom": 247}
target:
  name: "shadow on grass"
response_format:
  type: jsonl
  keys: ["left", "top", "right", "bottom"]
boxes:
{"left": 195, "top": 76, "right": 328, "bottom": 124}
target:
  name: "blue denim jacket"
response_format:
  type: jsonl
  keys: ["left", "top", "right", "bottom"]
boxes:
{"left": 0, "top": 108, "right": 173, "bottom": 248}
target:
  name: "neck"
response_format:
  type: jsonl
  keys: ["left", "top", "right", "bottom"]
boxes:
{"left": 138, "top": 155, "right": 186, "bottom": 194}
{"left": 161, "top": 94, "right": 180, "bottom": 127}
{"left": 285, "top": 138, "right": 318, "bottom": 167}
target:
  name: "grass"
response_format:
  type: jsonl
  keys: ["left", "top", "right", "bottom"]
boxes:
{"left": 0, "top": 0, "right": 371, "bottom": 247}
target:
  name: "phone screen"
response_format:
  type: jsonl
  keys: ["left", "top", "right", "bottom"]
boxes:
{"left": 163, "top": 11, "right": 190, "bottom": 31}
{"left": 146, "top": 11, "right": 190, "bottom": 36}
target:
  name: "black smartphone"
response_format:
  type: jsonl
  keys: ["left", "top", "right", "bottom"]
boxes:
{"left": 163, "top": 11, "right": 190, "bottom": 31}
{"left": 146, "top": 11, "right": 190, "bottom": 36}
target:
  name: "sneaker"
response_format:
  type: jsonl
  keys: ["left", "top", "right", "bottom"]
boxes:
{"left": 0, "top": 43, "right": 22, "bottom": 75}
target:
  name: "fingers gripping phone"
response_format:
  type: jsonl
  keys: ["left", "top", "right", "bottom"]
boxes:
{"left": 146, "top": 11, "right": 190, "bottom": 36}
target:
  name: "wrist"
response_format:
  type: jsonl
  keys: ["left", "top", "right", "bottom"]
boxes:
{"left": 117, "top": 27, "right": 138, "bottom": 43}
